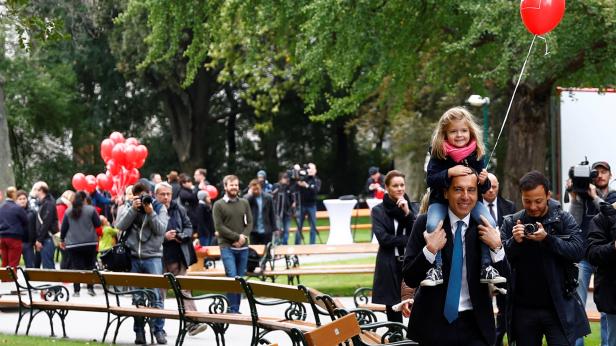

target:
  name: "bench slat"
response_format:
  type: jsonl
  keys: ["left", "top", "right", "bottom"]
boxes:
{"left": 109, "top": 306, "right": 181, "bottom": 319}
{"left": 30, "top": 301, "right": 109, "bottom": 313}
{"left": 101, "top": 272, "right": 169, "bottom": 288}
{"left": 248, "top": 281, "right": 308, "bottom": 303}
{"left": 175, "top": 276, "right": 243, "bottom": 293}
{"left": 303, "top": 314, "right": 360, "bottom": 346}
{"left": 25, "top": 269, "right": 100, "bottom": 285}
{"left": 185, "top": 311, "right": 254, "bottom": 325}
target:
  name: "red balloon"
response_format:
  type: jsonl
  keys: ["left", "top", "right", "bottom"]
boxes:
{"left": 125, "top": 137, "right": 140, "bottom": 146}
{"left": 135, "top": 145, "right": 148, "bottom": 161}
{"left": 375, "top": 189, "right": 385, "bottom": 200}
{"left": 72, "top": 173, "right": 87, "bottom": 191}
{"left": 206, "top": 185, "right": 219, "bottom": 200}
{"left": 124, "top": 145, "right": 139, "bottom": 166}
{"left": 107, "top": 159, "right": 121, "bottom": 176}
{"left": 127, "top": 168, "right": 140, "bottom": 185}
{"left": 100, "top": 139, "right": 114, "bottom": 162}
{"left": 520, "top": 0, "right": 565, "bottom": 35}
{"left": 85, "top": 175, "right": 97, "bottom": 193}
{"left": 97, "top": 173, "right": 113, "bottom": 191}
{"left": 135, "top": 158, "right": 146, "bottom": 169}
{"left": 111, "top": 143, "right": 127, "bottom": 167}
{"left": 109, "top": 131, "right": 125, "bottom": 144}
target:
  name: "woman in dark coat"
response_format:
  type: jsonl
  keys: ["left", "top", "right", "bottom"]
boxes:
{"left": 371, "top": 170, "right": 415, "bottom": 322}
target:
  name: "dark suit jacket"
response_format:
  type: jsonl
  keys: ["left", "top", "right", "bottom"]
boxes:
{"left": 494, "top": 197, "right": 516, "bottom": 227}
{"left": 402, "top": 214, "right": 496, "bottom": 345}
{"left": 246, "top": 193, "right": 277, "bottom": 235}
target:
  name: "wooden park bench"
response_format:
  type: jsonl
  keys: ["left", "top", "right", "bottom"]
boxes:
{"left": 8, "top": 267, "right": 109, "bottom": 339}
{"left": 189, "top": 242, "right": 378, "bottom": 284}
{"left": 290, "top": 313, "right": 417, "bottom": 346}
{"left": 255, "top": 243, "right": 378, "bottom": 284}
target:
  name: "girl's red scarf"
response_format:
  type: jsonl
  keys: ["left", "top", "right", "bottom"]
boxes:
{"left": 443, "top": 139, "right": 477, "bottom": 163}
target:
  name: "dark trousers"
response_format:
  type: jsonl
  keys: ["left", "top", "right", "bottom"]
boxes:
{"left": 385, "top": 305, "right": 402, "bottom": 323}
{"left": 495, "top": 293, "right": 507, "bottom": 346}
{"left": 513, "top": 306, "right": 568, "bottom": 346}
{"left": 421, "top": 311, "right": 488, "bottom": 346}
{"left": 67, "top": 245, "right": 97, "bottom": 292}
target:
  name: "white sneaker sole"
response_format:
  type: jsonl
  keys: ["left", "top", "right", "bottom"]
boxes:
{"left": 420, "top": 279, "right": 443, "bottom": 287}
{"left": 480, "top": 277, "right": 507, "bottom": 284}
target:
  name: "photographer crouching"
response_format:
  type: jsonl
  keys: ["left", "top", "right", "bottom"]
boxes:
{"left": 568, "top": 161, "right": 616, "bottom": 346}
{"left": 501, "top": 171, "right": 590, "bottom": 346}
{"left": 115, "top": 182, "right": 168, "bottom": 344}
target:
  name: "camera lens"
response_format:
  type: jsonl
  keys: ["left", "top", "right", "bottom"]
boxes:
{"left": 524, "top": 224, "right": 536, "bottom": 234}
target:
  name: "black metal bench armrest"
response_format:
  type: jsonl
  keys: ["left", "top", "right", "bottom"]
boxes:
{"left": 179, "top": 293, "right": 229, "bottom": 314}
{"left": 353, "top": 287, "right": 373, "bottom": 307}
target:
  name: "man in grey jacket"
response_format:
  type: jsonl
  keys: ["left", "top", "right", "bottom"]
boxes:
{"left": 115, "top": 181, "right": 168, "bottom": 345}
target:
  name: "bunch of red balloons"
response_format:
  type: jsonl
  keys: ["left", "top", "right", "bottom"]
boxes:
{"left": 72, "top": 131, "right": 148, "bottom": 196}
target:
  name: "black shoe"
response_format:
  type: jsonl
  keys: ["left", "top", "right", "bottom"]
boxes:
{"left": 87, "top": 288, "right": 96, "bottom": 297}
{"left": 154, "top": 331, "right": 167, "bottom": 344}
{"left": 134, "top": 331, "right": 146, "bottom": 345}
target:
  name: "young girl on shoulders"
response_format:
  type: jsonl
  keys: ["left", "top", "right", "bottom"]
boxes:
{"left": 421, "top": 106, "right": 505, "bottom": 287}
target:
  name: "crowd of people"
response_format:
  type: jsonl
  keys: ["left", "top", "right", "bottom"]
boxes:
{"left": 2, "top": 105, "right": 616, "bottom": 346}
{"left": 369, "top": 106, "right": 616, "bottom": 346}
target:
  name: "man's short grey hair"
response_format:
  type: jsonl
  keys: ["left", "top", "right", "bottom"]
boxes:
{"left": 155, "top": 182, "right": 173, "bottom": 194}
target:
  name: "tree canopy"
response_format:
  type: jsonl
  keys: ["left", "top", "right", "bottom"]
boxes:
{"left": 2, "top": 0, "right": 615, "bottom": 200}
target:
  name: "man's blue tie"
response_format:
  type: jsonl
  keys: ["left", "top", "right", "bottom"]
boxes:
{"left": 444, "top": 220, "right": 464, "bottom": 323}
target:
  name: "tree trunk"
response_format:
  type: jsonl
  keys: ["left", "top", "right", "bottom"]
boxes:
{"left": 226, "top": 112, "right": 237, "bottom": 173}
{"left": 0, "top": 79, "right": 15, "bottom": 190}
{"left": 163, "top": 68, "right": 218, "bottom": 174}
{"left": 501, "top": 84, "right": 550, "bottom": 204}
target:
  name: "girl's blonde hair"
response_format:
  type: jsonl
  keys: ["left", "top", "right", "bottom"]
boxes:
{"left": 430, "top": 106, "right": 485, "bottom": 160}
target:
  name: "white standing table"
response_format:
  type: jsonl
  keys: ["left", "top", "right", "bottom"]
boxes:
{"left": 366, "top": 198, "right": 383, "bottom": 244}
{"left": 323, "top": 199, "right": 357, "bottom": 245}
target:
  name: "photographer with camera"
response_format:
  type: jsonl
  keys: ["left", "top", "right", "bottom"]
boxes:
{"left": 294, "top": 163, "right": 321, "bottom": 245}
{"left": 501, "top": 171, "right": 589, "bottom": 346}
{"left": 587, "top": 201, "right": 616, "bottom": 345}
{"left": 568, "top": 161, "right": 616, "bottom": 346}
{"left": 115, "top": 182, "right": 169, "bottom": 345}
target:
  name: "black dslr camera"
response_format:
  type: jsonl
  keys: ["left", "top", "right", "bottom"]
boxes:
{"left": 175, "top": 231, "right": 191, "bottom": 242}
{"left": 567, "top": 157, "right": 598, "bottom": 197}
{"left": 137, "top": 194, "right": 153, "bottom": 213}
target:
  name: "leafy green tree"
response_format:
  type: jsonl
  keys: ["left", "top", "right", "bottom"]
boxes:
{"left": 141, "top": 0, "right": 615, "bottom": 201}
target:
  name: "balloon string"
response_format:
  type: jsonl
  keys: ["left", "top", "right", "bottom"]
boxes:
{"left": 537, "top": 35, "right": 549, "bottom": 55}
{"left": 486, "top": 34, "right": 537, "bottom": 169}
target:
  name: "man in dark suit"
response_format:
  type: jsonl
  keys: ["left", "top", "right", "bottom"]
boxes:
{"left": 402, "top": 173, "right": 504, "bottom": 345}
{"left": 482, "top": 173, "right": 516, "bottom": 346}
{"left": 482, "top": 173, "right": 516, "bottom": 227}
{"left": 245, "top": 179, "right": 277, "bottom": 245}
